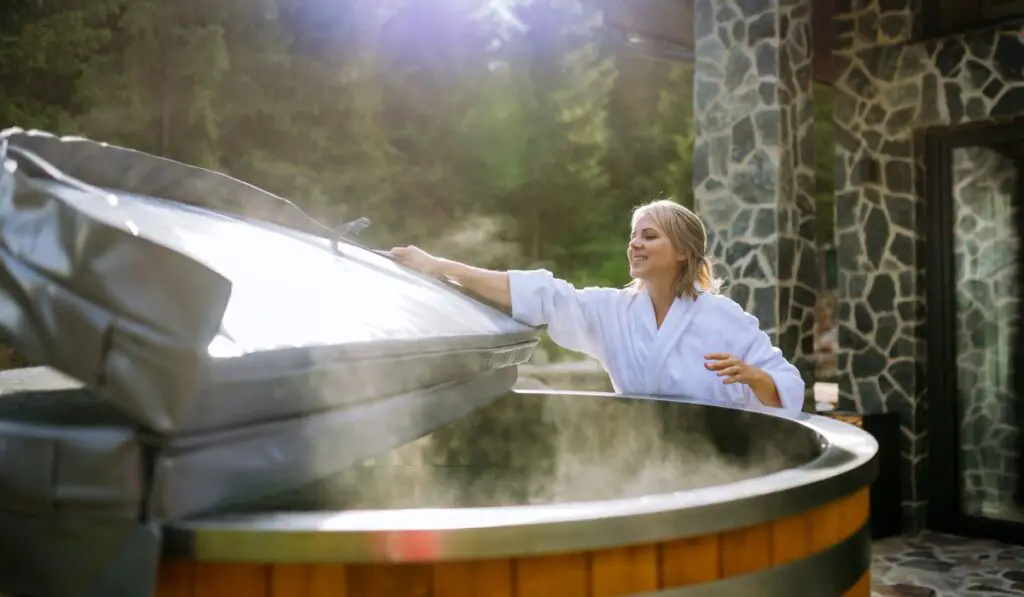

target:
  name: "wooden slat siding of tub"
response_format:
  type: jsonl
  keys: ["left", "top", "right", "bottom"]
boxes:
{"left": 156, "top": 487, "right": 870, "bottom": 597}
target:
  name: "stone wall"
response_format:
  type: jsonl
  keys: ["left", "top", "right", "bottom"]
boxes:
{"left": 691, "top": 0, "right": 819, "bottom": 398}
{"left": 950, "top": 146, "right": 1020, "bottom": 517}
{"left": 833, "top": 0, "right": 1024, "bottom": 529}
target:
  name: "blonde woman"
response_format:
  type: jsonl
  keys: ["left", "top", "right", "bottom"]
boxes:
{"left": 391, "top": 199, "right": 805, "bottom": 412}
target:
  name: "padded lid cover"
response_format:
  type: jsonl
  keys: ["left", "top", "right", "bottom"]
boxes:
{"left": 0, "top": 367, "right": 143, "bottom": 515}
{"left": 0, "top": 129, "right": 537, "bottom": 432}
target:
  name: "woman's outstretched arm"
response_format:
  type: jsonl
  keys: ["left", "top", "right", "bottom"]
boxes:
{"left": 390, "top": 246, "right": 512, "bottom": 308}
{"left": 390, "top": 245, "right": 616, "bottom": 362}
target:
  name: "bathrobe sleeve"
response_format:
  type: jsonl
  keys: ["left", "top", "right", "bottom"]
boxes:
{"left": 507, "top": 269, "right": 615, "bottom": 362}
{"left": 732, "top": 309, "right": 806, "bottom": 413}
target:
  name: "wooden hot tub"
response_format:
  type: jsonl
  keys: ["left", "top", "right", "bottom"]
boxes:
{"left": 157, "top": 390, "right": 878, "bottom": 596}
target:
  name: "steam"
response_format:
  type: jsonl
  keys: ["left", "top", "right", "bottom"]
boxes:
{"left": 524, "top": 391, "right": 783, "bottom": 503}
{"left": 292, "top": 386, "right": 809, "bottom": 511}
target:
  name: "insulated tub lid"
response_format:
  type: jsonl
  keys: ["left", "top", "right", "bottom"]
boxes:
{"left": 0, "top": 129, "right": 538, "bottom": 434}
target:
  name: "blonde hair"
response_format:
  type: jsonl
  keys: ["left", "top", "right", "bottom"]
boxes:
{"left": 626, "top": 199, "right": 720, "bottom": 299}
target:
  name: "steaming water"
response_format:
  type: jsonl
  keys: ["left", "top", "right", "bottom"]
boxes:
{"left": 254, "top": 391, "right": 818, "bottom": 512}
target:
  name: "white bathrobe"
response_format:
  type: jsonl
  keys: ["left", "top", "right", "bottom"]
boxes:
{"left": 508, "top": 269, "right": 805, "bottom": 412}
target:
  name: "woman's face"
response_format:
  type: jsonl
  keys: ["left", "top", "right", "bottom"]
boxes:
{"left": 628, "top": 214, "right": 684, "bottom": 282}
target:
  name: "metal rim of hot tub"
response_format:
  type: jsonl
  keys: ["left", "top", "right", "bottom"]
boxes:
{"left": 159, "top": 390, "right": 878, "bottom": 597}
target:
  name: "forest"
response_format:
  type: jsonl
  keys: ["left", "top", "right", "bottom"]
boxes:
{"left": 1, "top": 0, "right": 836, "bottom": 292}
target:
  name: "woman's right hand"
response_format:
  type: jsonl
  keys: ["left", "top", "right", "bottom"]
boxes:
{"left": 390, "top": 245, "right": 445, "bottom": 276}
{"left": 390, "top": 246, "right": 512, "bottom": 308}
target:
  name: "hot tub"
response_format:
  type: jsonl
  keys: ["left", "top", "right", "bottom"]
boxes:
{"left": 158, "top": 389, "right": 878, "bottom": 597}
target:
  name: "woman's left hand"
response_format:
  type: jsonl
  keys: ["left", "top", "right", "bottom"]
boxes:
{"left": 704, "top": 353, "right": 781, "bottom": 407}
{"left": 704, "top": 353, "right": 762, "bottom": 385}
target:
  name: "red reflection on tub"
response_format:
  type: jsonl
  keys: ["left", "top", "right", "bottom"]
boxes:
{"left": 374, "top": 530, "right": 440, "bottom": 561}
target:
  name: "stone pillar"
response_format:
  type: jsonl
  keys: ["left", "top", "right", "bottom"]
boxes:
{"left": 831, "top": 0, "right": 925, "bottom": 531}
{"left": 692, "top": 0, "right": 818, "bottom": 401}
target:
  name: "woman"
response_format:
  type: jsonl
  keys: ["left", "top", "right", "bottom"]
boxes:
{"left": 391, "top": 199, "right": 805, "bottom": 412}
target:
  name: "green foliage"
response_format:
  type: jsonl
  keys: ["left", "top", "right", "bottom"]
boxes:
{"left": 2, "top": 0, "right": 837, "bottom": 298}
{"left": 0, "top": 0, "right": 117, "bottom": 130}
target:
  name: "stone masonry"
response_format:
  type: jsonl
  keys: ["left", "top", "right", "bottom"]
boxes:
{"left": 833, "top": 0, "right": 1024, "bottom": 530}
{"left": 692, "top": 0, "right": 819, "bottom": 400}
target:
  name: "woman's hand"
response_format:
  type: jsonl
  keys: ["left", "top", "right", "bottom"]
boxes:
{"left": 704, "top": 353, "right": 761, "bottom": 385}
{"left": 704, "top": 353, "right": 781, "bottom": 407}
{"left": 390, "top": 245, "right": 445, "bottom": 276}
{"left": 388, "top": 247, "right": 513, "bottom": 308}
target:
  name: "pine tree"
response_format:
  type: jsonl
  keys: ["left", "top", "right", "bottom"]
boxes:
{"left": 370, "top": 0, "right": 510, "bottom": 247}
{"left": 74, "top": 0, "right": 230, "bottom": 168}
{"left": 0, "top": 0, "right": 116, "bottom": 130}
{"left": 498, "top": 0, "right": 617, "bottom": 273}
{"left": 651, "top": 60, "right": 695, "bottom": 207}
{"left": 238, "top": 0, "right": 398, "bottom": 227}
{"left": 607, "top": 53, "right": 694, "bottom": 204}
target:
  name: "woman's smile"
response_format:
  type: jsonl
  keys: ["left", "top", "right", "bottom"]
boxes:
{"left": 628, "top": 253, "right": 648, "bottom": 275}
{"left": 628, "top": 214, "right": 680, "bottom": 278}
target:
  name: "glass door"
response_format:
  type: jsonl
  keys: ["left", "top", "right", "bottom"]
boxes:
{"left": 949, "top": 145, "right": 1022, "bottom": 522}
{"left": 927, "top": 124, "right": 1024, "bottom": 543}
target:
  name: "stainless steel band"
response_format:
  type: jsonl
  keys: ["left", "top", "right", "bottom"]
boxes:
{"left": 635, "top": 523, "right": 870, "bottom": 597}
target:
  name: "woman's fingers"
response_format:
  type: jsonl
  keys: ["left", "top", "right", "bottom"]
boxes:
{"left": 704, "top": 352, "right": 733, "bottom": 362}
{"left": 704, "top": 353, "right": 753, "bottom": 385}
{"left": 705, "top": 354, "right": 741, "bottom": 373}
{"left": 389, "top": 245, "right": 443, "bottom": 276}
{"left": 716, "top": 365, "right": 742, "bottom": 377}
{"left": 390, "top": 246, "right": 423, "bottom": 266}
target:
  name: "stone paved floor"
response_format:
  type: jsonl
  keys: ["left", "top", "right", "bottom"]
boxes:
{"left": 872, "top": 532, "right": 1024, "bottom": 595}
